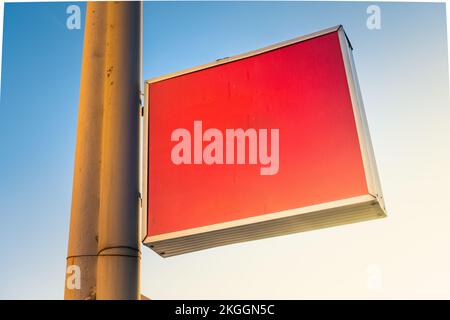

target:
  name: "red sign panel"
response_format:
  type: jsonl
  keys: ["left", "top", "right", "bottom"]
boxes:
{"left": 142, "top": 26, "right": 385, "bottom": 257}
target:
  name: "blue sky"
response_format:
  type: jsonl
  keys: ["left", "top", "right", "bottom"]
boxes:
{"left": 1, "top": 1, "right": 449, "bottom": 299}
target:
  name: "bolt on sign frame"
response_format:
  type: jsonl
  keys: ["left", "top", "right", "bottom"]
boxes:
{"left": 142, "top": 25, "right": 386, "bottom": 257}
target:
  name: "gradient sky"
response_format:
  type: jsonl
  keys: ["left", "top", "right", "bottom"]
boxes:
{"left": 0, "top": 1, "right": 449, "bottom": 299}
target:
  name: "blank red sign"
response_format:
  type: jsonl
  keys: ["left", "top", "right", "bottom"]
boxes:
{"left": 146, "top": 30, "right": 367, "bottom": 237}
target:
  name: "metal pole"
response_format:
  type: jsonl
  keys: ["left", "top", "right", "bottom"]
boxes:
{"left": 96, "top": 1, "right": 141, "bottom": 300}
{"left": 65, "top": 2, "right": 108, "bottom": 300}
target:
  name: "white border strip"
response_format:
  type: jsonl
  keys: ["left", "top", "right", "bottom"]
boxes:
{"left": 141, "top": 75, "right": 149, "bottom": 242}
{"left": 144, "top": 194, "right": 376, "bottom": 243}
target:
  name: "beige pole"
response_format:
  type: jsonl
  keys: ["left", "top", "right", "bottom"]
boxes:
{"left": 96, "top": 1, "right": 141, "bottom": 300}
{"left": 65, "top": 1, "right": 141, "bottom": 300}
{"left": 65, "top": 2, "right": 108, "bottom": 300}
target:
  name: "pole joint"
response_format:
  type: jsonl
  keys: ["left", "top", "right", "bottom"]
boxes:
{"left": 97, "top": 246, "right": 141, "bottom": 258}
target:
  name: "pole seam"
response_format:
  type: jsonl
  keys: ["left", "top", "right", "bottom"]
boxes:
{"left": 97, "top": 254, "right": 141, "bottom": 258}
{"left": 66, "top": 254, "right": 97, "bottom": 259}
{"left": 97, "top": 245, "right": 141, "bottom": 256}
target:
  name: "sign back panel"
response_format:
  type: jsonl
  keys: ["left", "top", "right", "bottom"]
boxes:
{"left": 142, "top": 25, "right": 386, "bottom": 257}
